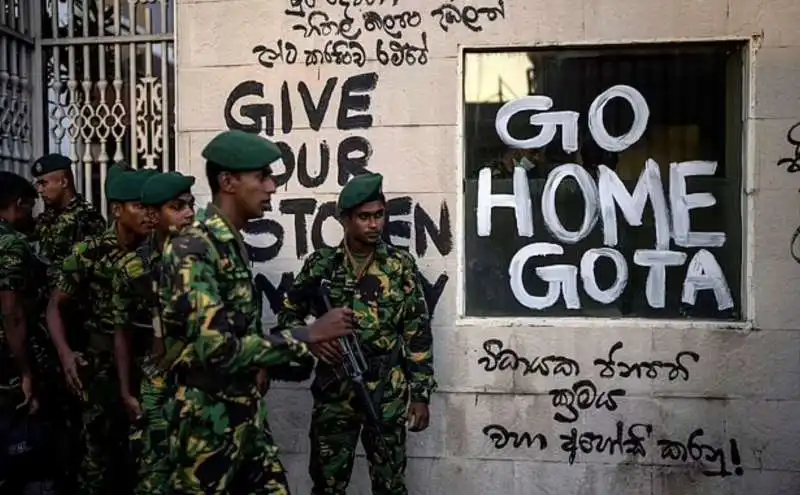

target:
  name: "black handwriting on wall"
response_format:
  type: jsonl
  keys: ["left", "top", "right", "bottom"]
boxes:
{"left": 477, "top": 338, "right": 581, "bottom": 377}
{"left": 777, "top": 122, "right": 800, "bottom": 173}
{"left": 483, "top": 420, "right": 744, "bottom": 476}
{"left": 482, "top": 424, "right": 547, "bottom": 450}
{"left": 549, "top": 380, "right": 626, "bottom": 424}
{"left": 251, "top": 0, "right": 507, "bottom": 70}
{"left": 224, "top": 72, "right": 379, "bottom": 187}
{"left": 593, "top": 341, "right": 700, "bottom": 382}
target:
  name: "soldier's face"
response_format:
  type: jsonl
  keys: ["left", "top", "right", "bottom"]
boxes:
{"left": 231, "top": 169, "right": 276, "bottom": 220}
{"left": 117, "top": 201, "right": 153, "bottom": 236}
{"left": 35, "top": 171, "right": 68, "bottom": 206}
{"left": 158, "top": 193, "right": 195, "bottom": 232}
{"left": 345, "top": 200, "right": 385, "bottom": 245}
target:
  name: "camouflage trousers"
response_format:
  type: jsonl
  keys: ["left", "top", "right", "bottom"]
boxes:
{"left": 309, "top": 366, "right": 409, "bottom": 495}
{"left": 164, "top": 385, "right": 290, "bottom": 494}
{"left": 130, "top": 372, "right": 171, "bottom": 495}
{"left": 76, "top": 350, "right": 132, "bottom": 495}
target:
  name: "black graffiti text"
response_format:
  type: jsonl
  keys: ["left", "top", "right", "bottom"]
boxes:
{"left": 477, "top": 339, "right": 581, "bottom": 378}
{"left": 560, "top": 421, "right": 652, "bottom": 465}
{"left": 224, "top": 72, "right": 379, "bottom": 187}
{"left": 376, "top": 31, "right": 429, "bottom": 67}
{"left": 657, "top": 430, "right": 744, "bottom": 477}
{"left": 776, "top": 122, "right": 800, "bottom": 173}
{"left": 430, "top": 0, "right": 505, "bottom": 33}
{"left": 548, "top": 379, "right": 626, "bottom": 423}
{"left": 593, "top": 341, "right": 700, "bottom": 382}
{"left": 482, "top": 424, "right": 547, "bottom": 450}
{"left": 363, "top": 9, "right": 423, "bottom": 39}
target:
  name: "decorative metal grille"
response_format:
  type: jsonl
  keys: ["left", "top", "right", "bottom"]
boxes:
{"left": 0, "top": 0, "right": 37, "bottom": 179}
{"left": 42, "top": 0, "right": 175, "bottom": 215}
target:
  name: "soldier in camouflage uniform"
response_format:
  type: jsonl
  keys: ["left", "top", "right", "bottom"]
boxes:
{"left": 46, "top": 164, "right": 156, "bottom": 495}
{"left": 159, "top": 130, "right": 354, "bottom": 494}
{"left": 0, "top": 171, "right": 51, "bottom": 492}
{"left": 112, "top": 171, "right": 196, "bottom": 495}
{"left": 30, "top": 152, "right": 106, "bottom": 494}
{"left": 31, "top": 153, "right": 107, "bottom": 287}
{"left": 278, "top": 172, "right": 437, "bottom": 495}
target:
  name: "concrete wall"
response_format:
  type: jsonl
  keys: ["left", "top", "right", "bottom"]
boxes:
{"left": 175, "top": 0, "right": 800, "bottom": 493}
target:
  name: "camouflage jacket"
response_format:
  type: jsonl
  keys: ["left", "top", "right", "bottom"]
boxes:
{"left": 159, "top": 204, "right": 310, "bottom": 400}
{"left": 57, "top": 226, "right": 134, "bottom": 341}
{"left": 111, "top": 235, "right": 161, "bottom": 360}
{"left": 278, "top": 241, "right": 437, "bottom": 404}
{"left": 33, "top": 195, "right": 106, "bottom": 287}
{"left": 0, "top": 219, "right": 50, "bottom": 393}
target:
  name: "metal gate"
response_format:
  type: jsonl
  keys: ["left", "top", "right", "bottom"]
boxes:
{"left": 0, "top": 0, "right": 175, "bottom": 216}
{"left": 0, "top": 0, "right": 39, "bottom": 179}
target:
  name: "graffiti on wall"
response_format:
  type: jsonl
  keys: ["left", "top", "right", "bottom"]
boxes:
{"left": 477, "top": 338, "right": 745, "bottom": 477}
{"left": 225, "top": 70, "right": 453, "bottom": 320}
{"left": 252, "top": 0, "right": 505, "bottom": 70}
{"left": 776, "top": 122, "right": 800, "bottom": 173}
{"left": 479, "top": 85, "right": 735, "bottom": 312}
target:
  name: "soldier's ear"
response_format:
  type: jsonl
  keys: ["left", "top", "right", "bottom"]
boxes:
{"left": 111, "top": 202, "right": 122, "bottom": 219}
{"left": 217, "top": 171, "right": 238, "bottom": 194}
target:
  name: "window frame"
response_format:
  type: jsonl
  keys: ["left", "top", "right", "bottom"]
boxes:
{"left": 455, "top": 38, "right": 758, "bottom": 329}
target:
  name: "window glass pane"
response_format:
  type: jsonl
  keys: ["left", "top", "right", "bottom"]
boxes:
{"left": 463, "top": 42, "right": 744, "bottom": 320}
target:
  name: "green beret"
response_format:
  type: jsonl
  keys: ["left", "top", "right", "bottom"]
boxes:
{"left": 107, "top": 168, "right": 158, "bottom": 203}
{"left": 31, "top": 154, "right": 71, "bottom": 178}
{"left": 201, "top": 130, "right": 283, "bottom": 172}
{"left": 141, "top": 172, "right": 196, "bottom": 206}
{"left": 337, "top": 173, "right": 384, "bottom": 212}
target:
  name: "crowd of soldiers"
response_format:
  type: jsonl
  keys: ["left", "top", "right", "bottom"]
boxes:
{"left": 0, "top": 129, "right": 437, "bottom": 495}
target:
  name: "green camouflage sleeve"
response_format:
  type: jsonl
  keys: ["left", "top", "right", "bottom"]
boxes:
{"left": 398, "top": 252, "right": 437, "bottom": 404}
{"left": 55, "top": 242, "right": 86, "bottom": 296}
{"left": 277, "top": 251, "right": 324, "bottom": 330}
{"left": 162, "top": 232, "right": 310, "bottom": 373}
{"left": 111, "top": 253, "right": 144, "bottom": 328}
{"left": 0, "top": 235, "right": 27, "bottom": 292}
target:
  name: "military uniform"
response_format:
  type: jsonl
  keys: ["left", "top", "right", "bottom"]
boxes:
{"left": 0, "top": 212, "right": 56, "bottom": 489}
{"left": 56, "top": 166, "right": 154, "bottom": 495}
{"left": 278, "top": 173, "right": 437, "bottom": 495}
{"left": 112, "top": 171, "right": 195, "bottom": 495}
{"left": 30, "top": 154, "right": 106, "bottom": 288}
{"left": 159, "top": 131, "right": 309, "bottom": 494}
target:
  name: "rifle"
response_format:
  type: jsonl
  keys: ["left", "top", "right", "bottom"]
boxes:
{"left": 319, "top": 279, "right": 391, "bottom": 461}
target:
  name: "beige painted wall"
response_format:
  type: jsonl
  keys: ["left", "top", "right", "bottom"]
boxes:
{"left": 175, "top": 0, "right": 800, "bottom": 493}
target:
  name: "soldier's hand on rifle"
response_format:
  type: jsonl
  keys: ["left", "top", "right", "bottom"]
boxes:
{"left": 310, "top": 340, "right": 344, "bottom": 365}
{"left": 308, "top": 307, "right": 354, "bottom": 343}
{"left": 407, "top": 402, "right": 430, "bottom": 432}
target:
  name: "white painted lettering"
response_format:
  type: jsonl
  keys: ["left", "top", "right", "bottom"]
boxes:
{"left": 669, "top": 161, "right": 726, "bottom": 248}
{"left": 681, "top": 249, "right": 734, "bottom": 310}
{"left": 477, "top": 166, "right": 534, "bottom": 237}
{"left": 598, "top": 160, "right": 670, "bottom": 249}
{"left": 588, "top": 85, "right": 650, "bottom": 152}
{"left": 508, "top": 243, "right": 579, "bottom": 309}
{"left": 580, "top": 248, "right": 629, "bottom": 304}
{"left": 495, "top": 96, "right": 579, "bottom": 152}
{"left": 542, "top": 164, "right": 599, "bottom": 244}
{"left": 633, "top": 250, "right": 688, "bottom": 308}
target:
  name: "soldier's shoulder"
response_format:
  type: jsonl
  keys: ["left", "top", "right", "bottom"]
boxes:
{"left": 385, "top": 243, "right": 418, "bottom": 268}
{"left": 164, "top": 223, "right": 215, "bottom": 259}
{"left": 303, "top": 246, "right": 338, "bottom": 267}
{"left": 114, "top": 249, "right": 148, "bottom": 280}
{"left": 0, "top": 227, "right": 28, "bottom": 253}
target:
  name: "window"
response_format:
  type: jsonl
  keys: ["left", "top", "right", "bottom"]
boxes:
{"left": 462, "top": 42, "right": 745, "bottom": 320}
